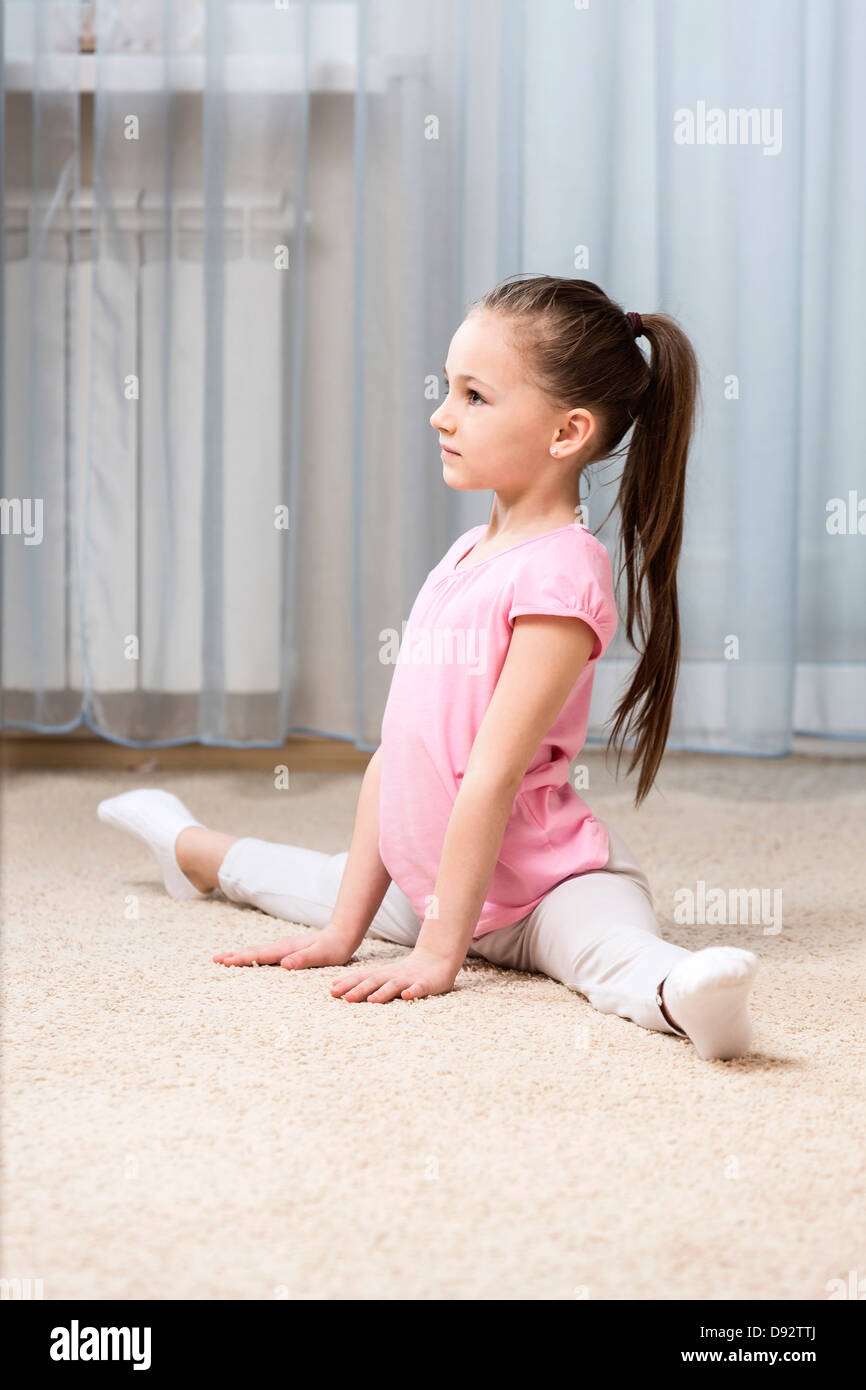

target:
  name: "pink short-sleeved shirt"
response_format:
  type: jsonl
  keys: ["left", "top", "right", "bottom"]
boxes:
{"left": 378, "top": 521, "right": 619, "bottom": 938}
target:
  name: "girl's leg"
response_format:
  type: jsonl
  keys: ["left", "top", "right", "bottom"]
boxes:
{"left": 97, "top": 787, "right": 423, "bottom": 945}
{"left": 214, "top": 840, "right": 424, "bottom": 948}
{"left": 175, "top": 827, "right": 238, "bottom": 894}
{"left": 468, "top": 824, "right": 758, "bottom": 1060}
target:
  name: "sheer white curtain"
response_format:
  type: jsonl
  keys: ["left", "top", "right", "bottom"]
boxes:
{"left": 2, "top": 0, "right": 864, "bottom": 753}
{"left": 522, "top": 0, "right": 865, "bottom": 751}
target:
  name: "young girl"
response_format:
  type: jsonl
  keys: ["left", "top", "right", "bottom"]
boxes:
{"left": 98, "top": 274, "right": 759, "bottom": 1061}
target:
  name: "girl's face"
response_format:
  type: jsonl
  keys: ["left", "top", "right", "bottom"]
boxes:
{"left": 429, "top": 310, "right": 594, "bottom": 494}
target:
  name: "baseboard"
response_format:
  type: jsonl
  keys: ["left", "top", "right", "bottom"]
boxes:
{"left": 0, "top": 732, "right": 372, "bottom": 772}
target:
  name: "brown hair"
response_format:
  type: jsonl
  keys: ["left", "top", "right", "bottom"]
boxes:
{"left": 469, "top": 274, "right": 701, "bottom": 807}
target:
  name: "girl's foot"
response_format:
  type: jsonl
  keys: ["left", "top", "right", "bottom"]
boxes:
{"left": 660, "top": 947, "right": 759, "bottom": 1061}
{"left": 97, "top": 789, "right": 211, "bottom": 901}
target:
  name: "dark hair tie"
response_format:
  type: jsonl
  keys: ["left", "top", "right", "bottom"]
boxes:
{"left": 625, "top": 310, "right": 644, "bottom": 339}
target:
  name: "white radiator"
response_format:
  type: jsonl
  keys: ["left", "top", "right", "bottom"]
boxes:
{"left": 2, "top": 193, "right": 298, "bottom": 694}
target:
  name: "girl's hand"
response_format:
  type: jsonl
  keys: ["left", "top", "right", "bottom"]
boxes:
{"left": 329, "top": 947, "right": 458, "bottom": 1003}
{"left": 213, "top": 923, "right": 356, "bottom": 970}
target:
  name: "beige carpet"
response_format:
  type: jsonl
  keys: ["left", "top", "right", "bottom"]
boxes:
{"left": 2, "top": 754, "right": 864, "bottom": 1301}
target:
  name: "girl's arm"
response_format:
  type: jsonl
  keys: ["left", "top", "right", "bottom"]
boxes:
{"left": 327, "top": 745, "right": 394, "bottom": 954}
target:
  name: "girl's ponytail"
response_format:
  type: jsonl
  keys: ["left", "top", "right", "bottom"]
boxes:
{"left": 607, "top": 314, "right": 700, "bottom": 805}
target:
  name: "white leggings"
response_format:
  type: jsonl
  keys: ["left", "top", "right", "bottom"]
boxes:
{"left": 216, "top": 822, "right": 692, "bottom": 1039}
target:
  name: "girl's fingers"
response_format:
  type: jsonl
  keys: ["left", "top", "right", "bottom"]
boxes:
{"left": 367, "top": 979, "right": 407, "bottom": 1003}
{"left": 213, "top": 941, "right": 293, "bottom": 966}
{"left": 281, "top": 948, "right": 313, "bottom": 968}
{"left": 330, "top": 970, "right": 377, "bottom": 996}
{"left": 401, "top": 981, "right": 429, "bottom": 999}
{"left": 339, "top": 976, "right": 386, "bottom": 1001}
{"left": 334, "top": 972, "right": 429, "bottom": 1002}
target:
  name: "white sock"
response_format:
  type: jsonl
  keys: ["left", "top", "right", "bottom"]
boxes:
{"left": 660, "top": 947, "right": 759, "bottom": 1061}
{"left": 97, "top": 789, "right": 211, "bottom": 901}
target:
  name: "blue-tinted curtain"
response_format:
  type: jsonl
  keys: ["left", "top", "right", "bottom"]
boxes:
{"left": 1, "top": 0, "right": 864, "bottom": 753}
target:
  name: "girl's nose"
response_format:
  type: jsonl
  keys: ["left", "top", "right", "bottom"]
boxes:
{"left": 431, "top": 398, "right": 456, "bottom": 425}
